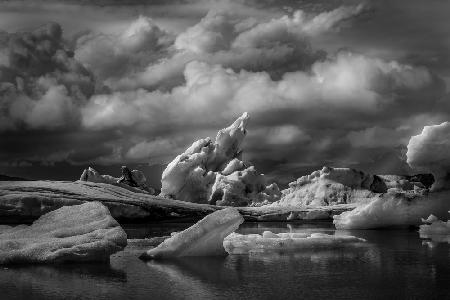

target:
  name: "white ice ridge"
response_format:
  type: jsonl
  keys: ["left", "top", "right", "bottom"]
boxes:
{"left": 140, "top": 208, "right": 244, "bottom": 259}
{"left": 223, "top": 231, "right": 366, "bottom": 254}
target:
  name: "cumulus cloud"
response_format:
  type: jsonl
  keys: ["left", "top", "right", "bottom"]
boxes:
{"left": 1, "top": 1, "right": 449, "bottom": 188}
{"left": 407, "top": 122, "right": 450, "bottom": 190}
{"left": 78, "top": 50, "right": 445, "bottom": 184}
{"left": 75, "top": 16, "right": 173, "bottom": 86}
{"left": 83, "top": 51, "right": 440, "bottom": 130}
{"left": 113, "top": 4, "right": 367, "bottom": 90}
{"left": 0, "top": 22, "right": 95, "bottom": 130}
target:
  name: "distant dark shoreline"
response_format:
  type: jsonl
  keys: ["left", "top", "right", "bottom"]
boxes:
{"left": 0, "top": 174, "right": 30, "bottom": 181}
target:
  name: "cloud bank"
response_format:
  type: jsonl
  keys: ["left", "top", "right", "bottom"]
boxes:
{"left": 0, "top": 0, "right": 449, "bottom": 187}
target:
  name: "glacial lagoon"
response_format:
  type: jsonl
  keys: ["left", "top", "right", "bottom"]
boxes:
{"left": 1, "top": 222, "right": 449, "bottom": 300}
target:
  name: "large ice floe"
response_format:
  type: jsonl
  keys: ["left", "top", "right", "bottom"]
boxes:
{"left": 80, "top": 166, "right": 155, "bottom": 194}
{"left": 140, "top": 208, "right": 244, "bottom": 259}
{"left": 0, "top": 202, "right": 127, "bottom": 264}
{"left": 0, "top": 180, "right": 219, "bottom": 223}
{"left": 223, "top": 231, "right": 366, "bottom": 254}
{"left": 333, "top": 123, "right": 450, "bottom": 229}
{"left": 160, "top": 112, "right": 280, "bottom": 206}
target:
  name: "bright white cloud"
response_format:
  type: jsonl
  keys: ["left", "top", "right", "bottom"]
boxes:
{"left": 407, "top": 122, "right": 450, "bottom": 190}
{"left": 82, "top": 51, "right": 437, "bottom": 133}
{"left": 75, "top": 16, "right": 173, "bottom": 83}
{"left": 113, "top": 4, "right": 367, "bottom": 90}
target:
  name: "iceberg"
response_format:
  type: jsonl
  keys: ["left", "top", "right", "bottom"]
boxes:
{"left": 0, "top": 202, "right": 127, "bottom": 264}
{"left": 273, "top": 166, "right": 433, "bottom": 208}
{"left": 160, "top": 112, "right": 280, "bottom": 206}
{"left": 333, "top": 123, "right": 450, "bottom": 229}
{"left": 419, "top": 212, "right": 450, "bottom": 237}
{"left": 273, "top": 167, "right": 383, "bottom": 207}
{"left": 140, "top": 208, "right": 244, "bottom": 259}
{"left": 80, "top": 166, "right": 155, "bottom": 194}
{"left": 223, "top": 231, "right": 366, "bottom": 254}
{"left": 333, "top": 190, "right": 450, "bottom": 229}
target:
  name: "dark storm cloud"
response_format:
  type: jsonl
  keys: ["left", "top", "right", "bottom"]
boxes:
{"left": 1, "top": 0, "right": 450, "bottom": 188}
{"left": 0, "top": 22, "right": 96, "bottom": 130}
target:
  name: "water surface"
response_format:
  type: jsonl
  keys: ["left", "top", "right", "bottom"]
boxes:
{"left": 1, "top": 222, "right": 449, "bottom": 299}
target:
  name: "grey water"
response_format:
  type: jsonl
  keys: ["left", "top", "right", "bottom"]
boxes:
{"left": 1, "top": 222, "right": 449, "bottom": 300}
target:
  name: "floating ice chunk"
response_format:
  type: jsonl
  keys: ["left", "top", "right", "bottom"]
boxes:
{"left": 140, "top": 208, "right": 244, "bottom": 259}
{"left": 333, "top": 190, "right": 450, "bottom": 229}
{"left": 80, "top": 166, "right": 155, "bottom": 194}
{"left": 0, "top": 202, "right": 127, "bottom": 264}
{"left": 160, "top": 112, "right": 280, "bottom": 205}
{"left": 160, "top": 113, "right": 250, "bottom": 203}
{"left": 209, "top": 166, "right": 269, "bottom": 206}
{"left": 419, "top": 211, "right": 450, "bottom": 236}
{"left": 223, "top": 231, "right": 366, "bottom": 254}
{"left": 273, "top": 167, "right": 381, "bottom": 207}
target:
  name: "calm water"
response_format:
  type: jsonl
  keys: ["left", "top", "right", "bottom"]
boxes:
{"left": 1, "top": 222, "right": 449, "bottom": 300}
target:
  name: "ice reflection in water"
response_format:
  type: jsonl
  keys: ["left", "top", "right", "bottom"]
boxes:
{"left": 0, "top": 222, "right": 449, "bottom": 299}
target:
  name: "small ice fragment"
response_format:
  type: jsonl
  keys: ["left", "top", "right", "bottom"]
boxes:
{"left": 223, "top": 231, "right": 366, "bottom": 254}
{"left": 140, "top": 208, "right": 244, "bottom": 259}
{"left": 262, "top": 231, "right": 279, "bottom": 238}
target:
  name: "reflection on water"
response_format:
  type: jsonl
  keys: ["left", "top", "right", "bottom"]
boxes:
{"left": 1, "top": 222, "right": 450, "bottom": 299}
{"left": 0, "top": 263, "right": 126, "bottom": 300}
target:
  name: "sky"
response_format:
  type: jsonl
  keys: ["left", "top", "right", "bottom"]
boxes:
{"left": 1, "top": 0, "right": 450, "bottom": 188}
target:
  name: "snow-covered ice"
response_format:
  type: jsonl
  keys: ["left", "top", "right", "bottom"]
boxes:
{"left": 223, "top": 231, "right": 366, "bottom": 254}
{"left": 160, "top": 112, "right": 280, "bottom": 206}
{"left": 0, "top": 202, "right": 127, "bottom": 264}
{"left": 333, "top": 190, "right": 450, "bottom": 229}
{"left": 273, "top": 167, "right": 383, "bottom": 207}
{"left": 80, "top": 166, "right": 155, "bottom": 194}
{"left": 140, "top": 208, "right": 244, "bottom": 259}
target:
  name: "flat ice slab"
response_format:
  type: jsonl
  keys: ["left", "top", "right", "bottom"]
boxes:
{"left": 0, "top": 202, "right": 127, "bottom": 264}
{"left": 223, "top": 231, "right": 366, "bottom": 254}
{"left": 140, "top": 208, "right": 244, "bottom": 259}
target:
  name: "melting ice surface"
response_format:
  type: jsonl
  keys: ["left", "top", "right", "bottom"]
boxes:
{"left": 224, "top": 231, "right": 366, "bottom": 254}
{"left": 140, "top": 208, "right": 244, "bottom": 259}
{"left": 333, "top": 190, "right": 450, "bottom": 229}
{"left": 141, "top": 208, "right": 366, "bottom": 258}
